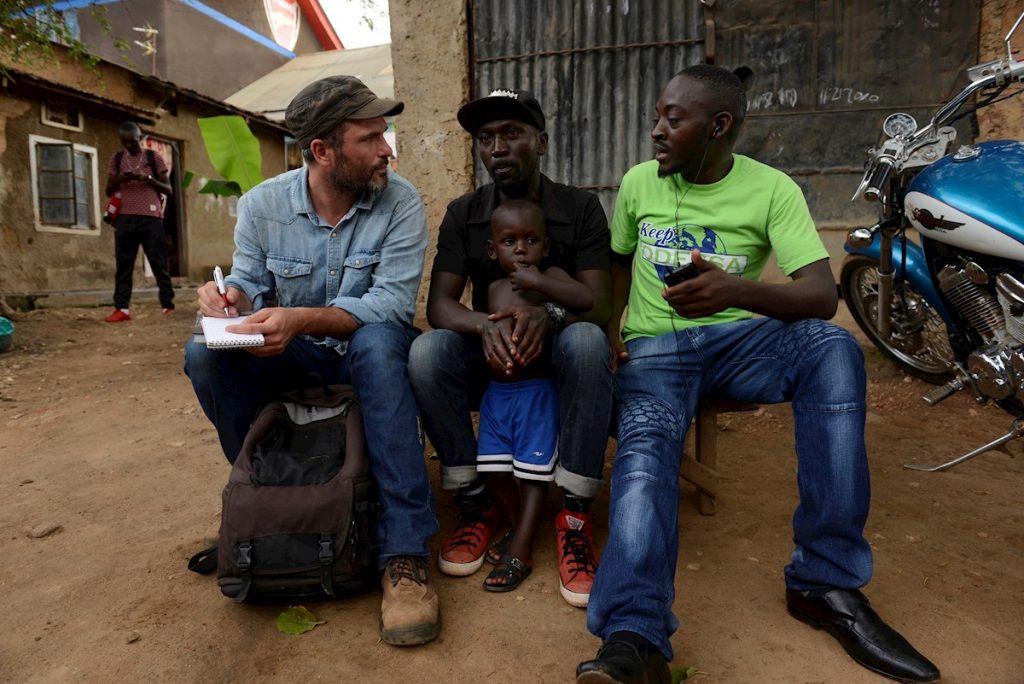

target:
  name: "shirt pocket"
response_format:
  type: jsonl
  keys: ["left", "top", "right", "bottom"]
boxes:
{"left": 340, "top": 250, "right": 381, "bottom": 298}
{"left": 266, "top": 255, "right": 313, "bottom": 307}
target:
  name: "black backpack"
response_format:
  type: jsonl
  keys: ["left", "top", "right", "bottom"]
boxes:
{"left": 189, "top": 385, "right": 380, "bottom": 602}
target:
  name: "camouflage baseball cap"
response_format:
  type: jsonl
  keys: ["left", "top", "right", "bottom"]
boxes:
{"left": 285, "top": 75, "right": 404, "bottom": 149}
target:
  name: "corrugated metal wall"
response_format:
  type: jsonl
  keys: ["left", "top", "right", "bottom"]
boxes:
{"left": 716, "top": 1, "right": 981, "bottom": 226}
{"left": 471, "top": 0, "right": 705, "bottom": 216}
{"left": 470, "top": 0, "right": 980, "bottom": 226}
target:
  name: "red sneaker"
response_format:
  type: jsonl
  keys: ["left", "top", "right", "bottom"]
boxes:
{"left": 556, "top": 509, "right": 598, "bottom": 608}
{"left": 161, "top": 307, "right": 174, "bottom": 317}
{"left": 438, "top": 499, "right": 503, "bottom": 577}
{"left": 104, "top": 309, "right": 132, "bottom": 323}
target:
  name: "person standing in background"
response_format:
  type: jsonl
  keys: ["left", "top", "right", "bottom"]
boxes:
{"left": 103, "top": 121, "right": 174, "bottom": 322}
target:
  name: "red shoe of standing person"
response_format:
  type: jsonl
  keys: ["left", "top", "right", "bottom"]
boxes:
{"left": 556, "top": 508, "right": 599, "bottom": 608}
{"left": 104, "top": 309, "right": 132, "bottom": 322}
{"left": 438, "top": 496, "right": 503, "bottom": 577}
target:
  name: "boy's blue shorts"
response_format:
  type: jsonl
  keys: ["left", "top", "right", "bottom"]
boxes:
{"left": 477, "top": 378, "right": 558, "bottom": 481}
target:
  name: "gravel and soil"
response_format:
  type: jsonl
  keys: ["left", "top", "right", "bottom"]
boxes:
{"left": 1, "top": 297, "right": 1021, "bottom": 683}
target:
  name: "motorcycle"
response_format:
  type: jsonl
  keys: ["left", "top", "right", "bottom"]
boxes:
{"left": 841, "top": 13, "right": 1024, "bottom": 472}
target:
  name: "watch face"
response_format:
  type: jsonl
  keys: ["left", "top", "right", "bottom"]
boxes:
{"left": 544, "top": 302, "right": 567, "bottom": 327}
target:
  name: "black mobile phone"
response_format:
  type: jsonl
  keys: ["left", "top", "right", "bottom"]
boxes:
{"left": 664, "top": 262, "right": 700, "bottom": 287}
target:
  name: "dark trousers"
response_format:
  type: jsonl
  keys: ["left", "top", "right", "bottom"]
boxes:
{"left": 113, "top": 214, "right": 174, "bottom": 309}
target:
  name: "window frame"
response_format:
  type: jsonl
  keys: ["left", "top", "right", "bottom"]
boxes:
{"left": 29, "top": 133, "right": 101, "bottom": 235}
{"left": 40, "top": 101, "right": 84, "bottom": 132}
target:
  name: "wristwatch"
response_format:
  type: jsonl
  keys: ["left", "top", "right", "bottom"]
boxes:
{"left": 544, "top": 302, "right": 567, "bottom": 330}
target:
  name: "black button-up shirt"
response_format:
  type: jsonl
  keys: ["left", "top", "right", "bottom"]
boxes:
{"left": 432, "top": 175, "right": 610, "bottom": 313}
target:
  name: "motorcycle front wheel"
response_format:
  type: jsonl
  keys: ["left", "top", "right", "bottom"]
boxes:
{"left": 840, "top": 254, "right": 955, "bottom": 384}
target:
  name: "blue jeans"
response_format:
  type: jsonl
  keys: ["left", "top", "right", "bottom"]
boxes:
{"left": 407, "top": 322, "right": 612, "bottom": 498}
{"left": 184, "top": 323, "right": 437, "bottom": 563}
{"left": 588, "top": 317, "right": 873, "bottom": 660}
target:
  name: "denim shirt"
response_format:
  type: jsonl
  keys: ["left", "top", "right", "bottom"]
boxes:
{"left": 224, "top": 166, "right": 427, "bottom": 355}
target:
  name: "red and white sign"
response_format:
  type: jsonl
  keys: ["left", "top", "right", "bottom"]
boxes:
{"left": 264, "top": 0, "right": 301, "bottom": 51}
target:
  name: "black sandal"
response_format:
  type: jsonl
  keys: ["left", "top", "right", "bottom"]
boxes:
{"left": 483, "top": 554, "right": 532, "bottom": 592}
{"left": 485, "top": 530, "right": 512, "bottom": 565}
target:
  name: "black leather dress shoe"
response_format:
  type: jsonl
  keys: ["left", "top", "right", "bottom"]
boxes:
{"left": 786, "top": 588, "right": 940, "bottom": 682}
{"left": 576, "top": 636, "right": 671, "bottom": 684}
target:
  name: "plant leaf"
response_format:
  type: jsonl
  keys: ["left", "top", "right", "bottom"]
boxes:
{"left": 197, "top": 116, "right": 264, "bottom": 193}
{"left": 671, "top": 666, "right": 704, "bottom": 683}
{"left": 198, "top": 179, "right": 243, "bottom": 197}
{"left": 182, "top": 170, "right": 194, "bottom": 189}
{"left": 275, "top": 605, "right": 325, "bottom": 635}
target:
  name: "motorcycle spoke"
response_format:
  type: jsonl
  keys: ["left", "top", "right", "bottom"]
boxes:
{"left": 849, "top": 264, "right": 953, "bottom": 375}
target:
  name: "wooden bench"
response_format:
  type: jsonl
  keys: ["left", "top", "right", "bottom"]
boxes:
{"left": 680, "top": 398, "right": 759, "bottom": 516}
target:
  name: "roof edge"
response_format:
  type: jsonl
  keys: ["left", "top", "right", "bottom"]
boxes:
{"left": 1, "top": 68, "right": 158, "bottom": 123}
{"left": 297, "top": 0, "right": 343, "bottom": 50}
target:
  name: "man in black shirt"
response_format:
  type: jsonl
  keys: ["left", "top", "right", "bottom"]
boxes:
{"left": 408, "top": 89, "right": 612, "bottom": 607}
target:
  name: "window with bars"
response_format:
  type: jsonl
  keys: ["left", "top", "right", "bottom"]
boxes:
{"left": 41, "top": 101, "right": 83, "bottom": 131}
{"left": 30, "top": 135, "right": 99, "bottom": 232}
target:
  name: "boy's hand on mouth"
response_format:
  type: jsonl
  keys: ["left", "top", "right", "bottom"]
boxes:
{"left": 508, "top": 263, "right": 541, "bottom": 290}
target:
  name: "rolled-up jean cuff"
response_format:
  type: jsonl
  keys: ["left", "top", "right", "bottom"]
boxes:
{"left": 555, "top": 465, "right": 602, "bottom": 499}
{"left": 441, "top": 464, "right": 480, "bottom": 491}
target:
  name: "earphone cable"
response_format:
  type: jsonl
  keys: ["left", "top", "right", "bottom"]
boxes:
{"left": 668, "top": 138, "right": 714, "bottom": 424}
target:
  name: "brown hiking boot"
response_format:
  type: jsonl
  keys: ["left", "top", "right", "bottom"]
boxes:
{"left": 380, "top": 555, "right": 440, "bottom": 646}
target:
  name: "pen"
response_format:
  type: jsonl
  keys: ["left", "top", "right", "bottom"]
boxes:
{"left": 213, "top": 266, "right": 231, "bottom": 316}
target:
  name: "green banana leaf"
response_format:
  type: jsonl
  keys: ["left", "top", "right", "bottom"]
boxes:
{"left": 198, "top": 179, "right": 243, "bottom": 197}
{"left": 197, "top": 116, "right": 264, "bottom": 194}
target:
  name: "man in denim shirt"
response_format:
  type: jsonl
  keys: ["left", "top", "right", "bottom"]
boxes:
{"left": 184, "top": 76, "right": 440, "bottom": 646}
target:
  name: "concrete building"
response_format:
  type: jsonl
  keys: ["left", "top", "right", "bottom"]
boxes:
{"left": 0, "top": 46, "right": 289, "bottom": 304}
{"left": 64, "top": 0, "right": 341, "bottom": 99}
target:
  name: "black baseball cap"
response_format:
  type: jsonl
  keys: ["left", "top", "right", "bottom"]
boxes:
{"left": 285, "top": 75, "right": 403, "bottom": 149}
{"left": 457, "top": 88, "right": 546, "bottom": 136}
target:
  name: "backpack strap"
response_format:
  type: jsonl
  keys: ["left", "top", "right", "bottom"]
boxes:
{"left": 318, "top": 534, "right": 336, "bottom": 597}
{"left": 187, "top": 545, "right": 218, "bottom": 575}
{"left": 233, "top": 541, "right": 253, "bottom": 603}
{"left": 115, "top": 150, "right": 124, "bottom": 174}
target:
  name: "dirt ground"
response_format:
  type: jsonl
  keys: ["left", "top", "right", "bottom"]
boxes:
{"left": 1, "top": 294, "right": 1022, "bottom": 684}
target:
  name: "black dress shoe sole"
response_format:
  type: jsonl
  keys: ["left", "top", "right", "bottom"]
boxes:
{"left": 787, "top": 607, "right": 938, "bottom": 683}
{"left": 576, "top": 672, "right": 623, "bottom": 684}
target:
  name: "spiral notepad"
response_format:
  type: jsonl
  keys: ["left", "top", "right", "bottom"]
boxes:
{"left": 200, "top": 315, "right": 264, "bottom": 349}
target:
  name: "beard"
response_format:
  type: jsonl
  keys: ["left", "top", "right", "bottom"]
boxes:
{"left": 329, "top": 156, "right": 389, "bottom": 196}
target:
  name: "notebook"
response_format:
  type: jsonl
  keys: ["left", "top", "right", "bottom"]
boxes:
{"left": 200, "top": 315, "right": 265, "bottom": 349}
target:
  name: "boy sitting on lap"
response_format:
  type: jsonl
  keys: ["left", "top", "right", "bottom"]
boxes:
{"left": 477, "top": 199, "right": 594, "bottom": 592}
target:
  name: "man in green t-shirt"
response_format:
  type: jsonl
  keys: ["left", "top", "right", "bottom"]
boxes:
{"left": 576, "top": 65, "right": 940, "bottom": 684}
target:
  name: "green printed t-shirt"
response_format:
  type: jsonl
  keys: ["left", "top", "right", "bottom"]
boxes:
{"left": 611, "top": 155, "right": 828, "bottom": 341}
